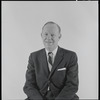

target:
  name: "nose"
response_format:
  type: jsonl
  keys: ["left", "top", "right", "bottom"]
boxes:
{"left": 46, "top": 34, "right": 52, "bottom": 40}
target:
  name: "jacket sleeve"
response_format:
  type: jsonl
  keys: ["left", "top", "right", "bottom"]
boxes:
{"left": 55, "top": 52, "right": 79, "bottom": 100}
{"left": 23, "top": 53, "right": 43, "bottom": 100}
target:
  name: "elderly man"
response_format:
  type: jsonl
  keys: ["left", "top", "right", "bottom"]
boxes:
{"left": 23, "top": 21, "right": 79, "bottom": 100}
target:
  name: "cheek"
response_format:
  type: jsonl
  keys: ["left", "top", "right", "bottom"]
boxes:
{"left": 54, "top": 38, "right": 59, "bottom": 42}
{"left": 42, "top": 37, "right": 46, "bottom": 40}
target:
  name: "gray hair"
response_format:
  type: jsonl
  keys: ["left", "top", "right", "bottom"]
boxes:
{"left": 42, "top": 21, "right": 61, "bottom": 33}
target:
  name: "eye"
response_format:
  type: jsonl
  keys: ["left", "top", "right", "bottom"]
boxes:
{"left": 45, "top": 33, "right": 48, "bottom": 36}
{"left": 51, "top": 34, "right": 55, "bottom": 37}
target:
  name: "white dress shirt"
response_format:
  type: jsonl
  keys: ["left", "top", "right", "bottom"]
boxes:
{"left": 45, "top": 46, "right": 58, "bottom": 71}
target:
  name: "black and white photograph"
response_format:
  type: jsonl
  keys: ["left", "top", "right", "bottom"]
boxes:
{"left": 2, "top": 1, "right": 98, "bottom": 100}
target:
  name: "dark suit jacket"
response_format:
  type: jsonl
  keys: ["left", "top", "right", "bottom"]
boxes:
{"left": 23, "top": 46, "right": 79, "bottom": 100}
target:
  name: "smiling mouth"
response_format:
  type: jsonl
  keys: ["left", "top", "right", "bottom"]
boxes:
{"left": 45, "top": 41, "right": 53, "bottom": 43}
{"left": 44, "top": 42, "right": 53, "bottom": 46}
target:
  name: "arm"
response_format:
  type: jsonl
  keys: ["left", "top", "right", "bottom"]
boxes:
{"left": 23, "top": 53, "right": 43, "bottom": 100}
{"left": 55, "top": 52, "right": 79, "bottom": 100}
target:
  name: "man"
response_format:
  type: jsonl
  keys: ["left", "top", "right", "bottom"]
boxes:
{"left": 23, "top": 21, "right": 79, "bottom": 100}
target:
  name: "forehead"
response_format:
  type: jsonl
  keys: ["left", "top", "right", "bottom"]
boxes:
{"left": 43, "top": 23, "right": 59, "bottom": 33}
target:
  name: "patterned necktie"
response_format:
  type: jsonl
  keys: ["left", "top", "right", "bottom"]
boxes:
{"left": 48, "top": 52, "right": 53, "bottom": 71}
{"left": 47, "top": 52, "right": 53, "bottom": 91}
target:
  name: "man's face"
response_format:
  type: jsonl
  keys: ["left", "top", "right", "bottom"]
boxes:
{"left": 41, "top": 23, "right": 61, "bottom": 51}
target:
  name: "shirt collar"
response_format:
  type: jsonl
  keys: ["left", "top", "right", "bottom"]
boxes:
{"left": 45, "top": 46, "right": 58, "bottom": 57}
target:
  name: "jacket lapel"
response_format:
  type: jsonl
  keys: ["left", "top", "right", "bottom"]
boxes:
{"left": 49, "top": 47, "right": 64, "bottom": 78}
{"left": 39, "top": 49, "right": 50, "bottom": 78}
{"left": 39, "top": 47, "right": 64, "bottom": 79}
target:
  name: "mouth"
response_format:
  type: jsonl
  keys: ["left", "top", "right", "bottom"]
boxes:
{"left": 44, "top": 41, "right": 53, "bottom": 45}
{"left": 45, "top": 41, "right": 53, "bottom": 43}
{"left": 46, "top": 42, "right": 52, "bottom": 43}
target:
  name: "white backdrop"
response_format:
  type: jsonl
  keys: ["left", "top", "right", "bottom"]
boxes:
{"left": 2, "top": 1, "right": 98, "bottom": 100}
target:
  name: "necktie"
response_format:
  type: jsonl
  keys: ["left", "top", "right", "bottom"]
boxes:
{"left": 48, "top": 52, "right": 53, "bottom": 71}
{"left": 47, "top": 52, "right": 53, "bottom": 91}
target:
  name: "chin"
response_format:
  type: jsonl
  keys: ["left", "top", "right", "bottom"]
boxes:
{"left": 46, "top": 45, "right": 52, "bottom": 48}
{"left": 45, "top": 44, "right": 53, "bottom": 49}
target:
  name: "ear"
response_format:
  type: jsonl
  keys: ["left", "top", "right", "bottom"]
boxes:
{"left": 59, "top": 33, "right": 61, "bottom": 39}
{"left": 41, "top": 33, "right": 42, "bottom": 37}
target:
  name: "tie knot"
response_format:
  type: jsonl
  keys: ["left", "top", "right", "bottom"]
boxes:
{"left": 48, "top": 52, "right": 53, "bottom": 57}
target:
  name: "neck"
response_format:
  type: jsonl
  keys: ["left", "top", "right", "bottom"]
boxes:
{"left": 45, "top": 45, "right": 58, "bottom": 52}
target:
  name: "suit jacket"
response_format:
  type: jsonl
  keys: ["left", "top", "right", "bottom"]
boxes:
{"left": 23, "top": 46, "right": 79, "bottom": 100}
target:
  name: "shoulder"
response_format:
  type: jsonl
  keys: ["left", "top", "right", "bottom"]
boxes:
{"left": 29, "top": 48, "right": 45, "bottom": 57}
{"left": 60, "top": 47, "right": 77, "bottom": 56}
{"left": 59, "top": 47, "right": 78, "bottom": 60}
{"left": 59, "top": 47, "right": 78, "bottom": 62}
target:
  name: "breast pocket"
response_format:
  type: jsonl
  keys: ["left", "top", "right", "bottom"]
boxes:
{"left": 57, "top": 67, "right": 66, "bottom": 71}
{"left": 56, "top": 69, "right": 66, "bottom": 79}
{"left": 52, "top": 68, "right": 66, "bottom": 88}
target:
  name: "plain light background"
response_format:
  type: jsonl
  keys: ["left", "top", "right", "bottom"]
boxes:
{"left": 2, "top": 1, "right": 98, "bottom": 100}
